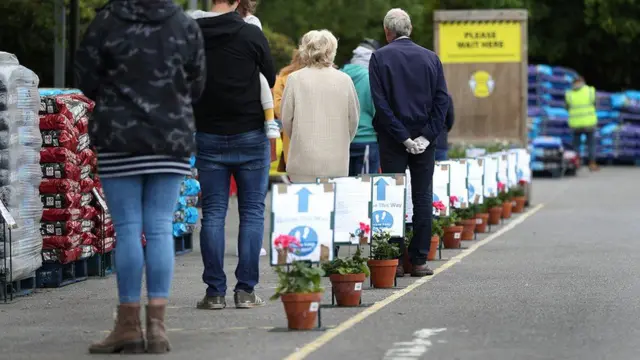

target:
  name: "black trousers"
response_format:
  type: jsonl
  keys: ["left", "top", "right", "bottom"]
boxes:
{"left": 378, "top": 131, "right": 435, "bottom": 266}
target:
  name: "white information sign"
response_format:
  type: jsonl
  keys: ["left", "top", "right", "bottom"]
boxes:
{"left": 449, "top": 160, "right": 468, "bottom": 208}
{"left": 507, "top": 151, "right": 518, "bottom": 188}
{"left": 467, "top": 158, "right": 484, "bottom": 205}
{"left": 516, "top": 149, "right": 532, "bottom": 182}
{"left": 270, "top": 183, "right": 335, "bottom": 265}
{"left": 405, "top": 169, "right": 413, "bottom": 224}
{"left": 497, "top": 153, "right": 508, "bottom": 186}
{"left": 319, "top": 176, "right": 372, "bottom": 245}
{"left": 371, "top": 174, "right": 406, "bottom": 238}
{"left": 433, "top": 163, "right": 450, "bottom": 216}
{"left": 483, "top": 156, "right": 499, "bottom": 197}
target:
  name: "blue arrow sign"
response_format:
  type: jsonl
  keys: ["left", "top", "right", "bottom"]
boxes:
{"left": 375, "top": 178, "right": 388, "bottom": 201}
{"left": 296, "top": 187, "right": 312, "bottom": 213}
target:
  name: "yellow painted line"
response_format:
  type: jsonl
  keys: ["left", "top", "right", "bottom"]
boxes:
{"left": 283, "top": 204, "right": 545, "bottom": 360}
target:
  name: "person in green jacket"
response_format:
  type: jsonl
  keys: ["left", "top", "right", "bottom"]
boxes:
{"left": 565, "top": 76, "right": 600, "bottom": 172}
{"left": 341, "top": 39, "right": 381, "bottom": 175}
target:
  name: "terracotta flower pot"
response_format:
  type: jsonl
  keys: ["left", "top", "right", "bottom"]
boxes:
{"left": 402, "top": 248, "right": 412, "bottom": 275}
{"left": 329, "top": 273, "right": 366, "bottom": 307}
{"left": 427, "top": 235, "right": 440, "bottom": 261}
{"left": 512, "top": 196, "right": 526, "bottom": 213}
{"left": 488, "top": 206, "right": 502, "bottom": 225}
{"left": 443, "top": 225, "right": 463, "bottom": 249}
{"left": 474, "top": 213, "right": 489, "bottom": 233}
{"left": 367, "top": 259, "right": 398, "bottom": 289}
{"left": 457, "top": 219, "right": 476, "bottom": 240}
{"left": 280, "top": 292, "right": 323, "bottom": 330}
{"left": 502, "top": 201, "right": 513, "bottom": 219}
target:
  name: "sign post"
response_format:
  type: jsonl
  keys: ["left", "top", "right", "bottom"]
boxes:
{"left": 270, "top": 183, "right": 336, "bottom": 265}
{"left": 370, "top": 175, "right": 406, "bottom": 238}
{"left": 434, "top": 10, "right": 528, "bottom": 146}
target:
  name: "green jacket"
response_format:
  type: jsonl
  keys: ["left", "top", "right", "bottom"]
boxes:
{"left": 341, "top": 64, "right": 377, "bottom": 143}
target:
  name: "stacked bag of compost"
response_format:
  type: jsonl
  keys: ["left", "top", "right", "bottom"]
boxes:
{"left": 0, "top": 52, "right": 44, "bottom": 280}
{"left": 38, "top": 89, "right": 100, "bottom": 263}
{"left": 173, "top": 156, "right": 200, "bottom": 238}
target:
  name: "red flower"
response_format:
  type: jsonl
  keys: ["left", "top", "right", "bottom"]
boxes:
{"left": 497, "top": 182, "right": 505, "bottom": 192}
{"left": 359, "top": 222, "right": 371, "bottom": 235}
{"left": 274, "top": 234, "right": 300, "bottom": 251}
{"left": 518, "top": 179, "right": 528, "bottom": 186}
{"left": 449, "top": 196, "right": 458, "bottom": 206}
{"left": 432, "top": 200, "right": 446, "bottom": 212}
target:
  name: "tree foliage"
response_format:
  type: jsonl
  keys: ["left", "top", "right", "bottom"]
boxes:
{"left": 0, "top": 0, "right": 638, "bottom": 90}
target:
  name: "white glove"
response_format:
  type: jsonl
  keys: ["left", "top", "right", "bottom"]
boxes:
{"left": 414, "top": 136, "right": 430, "bottom": 149}
{"left": 403, "top": 139, "right": 421, "bottom": 154}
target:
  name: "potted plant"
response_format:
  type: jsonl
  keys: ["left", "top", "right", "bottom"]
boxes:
{"left": 472, "top": 203, "right": 489, "bottom": 233}
{"left": 321, "top": 247, "right": 370, "bottom": 307}
{"left": 484, "top": 197, "right": 503, "bottom": 225}
{"left": 453, "top": 207, "right": 476, "bottom": 241}
{"left": 497, "top": 182, "right": 513, "bottom": 219}
{"left": 367, "top": 230, "right": 400, "bottom": 289}
{"left": 271, "top": 235, "right": 325, "bottom": 330}
{"left": 428, "top": 217, "right": 443, "bottom": 261}
{"left": 512, "top": 180, "right": 527, "bottom": 213}
{"left": 441, "top": 212, "right": 463, "bottom": 249}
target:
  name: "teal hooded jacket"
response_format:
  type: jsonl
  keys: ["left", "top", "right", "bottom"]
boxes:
{"left": 341, "top": 64, "right": 377, "bottom": 143}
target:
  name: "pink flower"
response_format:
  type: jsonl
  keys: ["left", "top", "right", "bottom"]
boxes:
{"left": 359, "top": 222, "right": 370, "bottom": 235}
{"left": 497, "top": 182, "right": 505, "bottom": 192}
{"left": 274, "top": 234, "right": 300, "bottom": 251}
{"left": 449, "top": 196, "right": 458, "bottom": 206}
{"left": 432, "top": 200, "right": 446, "bottom": 212}
{"left": 518, "top": 179, "right": 527, "bottom": 186}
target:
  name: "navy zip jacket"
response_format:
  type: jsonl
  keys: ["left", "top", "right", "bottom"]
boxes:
{"left": 436, "top": 95, "right": 455, "bottom": 151}
{"left": 369, "top": 38, "right": 449, "bottom": 144}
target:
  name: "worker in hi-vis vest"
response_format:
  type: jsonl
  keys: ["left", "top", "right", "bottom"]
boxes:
{"left": 565, "top": 76, "right": 600, "bottom": 172}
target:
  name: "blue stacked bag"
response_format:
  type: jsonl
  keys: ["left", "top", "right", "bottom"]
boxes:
{"left": 173, "top": 155, "right": 200, "bottom": 237}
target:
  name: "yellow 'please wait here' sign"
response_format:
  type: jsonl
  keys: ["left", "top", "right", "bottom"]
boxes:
{"left": 438, "top": 21, "right": 522, "bottom": 64}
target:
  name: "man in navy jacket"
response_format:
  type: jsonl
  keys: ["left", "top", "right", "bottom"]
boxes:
{"left": 369, "top": 8, "right": 449, "bottom": 277}
{"left": 435, "top": 94, "right": 455, "bottom": 161}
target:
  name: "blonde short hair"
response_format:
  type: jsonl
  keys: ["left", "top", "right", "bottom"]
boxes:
{"left": 298, "top": 30, "right": 338, "bottom": 68}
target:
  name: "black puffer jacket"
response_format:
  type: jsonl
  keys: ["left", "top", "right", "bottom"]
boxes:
{"left": 74, "top": 0, "right": 206, "bottom": 157}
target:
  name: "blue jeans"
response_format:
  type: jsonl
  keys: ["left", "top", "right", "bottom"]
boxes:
{"left": 435, "top": 149, "right": 448, "bottom": 161}
{"left": 349, "top": 142, "right": 380, "bottom": 176}
{"left": 101, "top": 174, "right": 183, "bottom": 303}
{"left": 196, "top": 130, "right": 270, "bottom": 296}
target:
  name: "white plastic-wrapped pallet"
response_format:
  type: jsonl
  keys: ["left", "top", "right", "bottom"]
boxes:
{"left": 0, "top": 52, "right": 43, "bottom": 280}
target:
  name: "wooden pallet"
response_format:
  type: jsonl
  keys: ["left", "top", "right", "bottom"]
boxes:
{"left": 87, "top": 251, "right": 115, "bottom": 277}
{"left": 0, "top": 275, "right": 36, "bottom": 303}
{"left": 36, "top": 258, "right": 89, "bottom": 288}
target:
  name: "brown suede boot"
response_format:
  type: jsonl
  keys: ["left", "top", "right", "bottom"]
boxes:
{"left": 146, "top": 304, "right": 171, "bottom": 353}
{"left": 89, "top": 304, "right": 145, "bottom": 354}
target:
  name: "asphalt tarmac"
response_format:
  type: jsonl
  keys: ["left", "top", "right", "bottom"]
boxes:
{"left": 0, "top": 167, "right": 633, "bottom": 360}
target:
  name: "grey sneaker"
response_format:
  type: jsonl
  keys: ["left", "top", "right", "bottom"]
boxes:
{"left": 196, "top": 295, "right": 226, "bottom": 310}
{"left": 234, "top": 290, "right": 265, "bottom": 309}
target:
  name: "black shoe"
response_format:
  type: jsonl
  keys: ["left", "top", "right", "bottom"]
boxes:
{"left": 234, "top": 290, "right": 266, "bottom": 309}
{"left": 196, "top": 295, "right": 226, "bottom": 310}
{"left": 411, "top": 264, "right": 434, "bottom": 277}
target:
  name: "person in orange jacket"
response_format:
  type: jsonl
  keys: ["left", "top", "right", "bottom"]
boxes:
{"left": 273, "top": 50, "right": 304, "bottom": 171}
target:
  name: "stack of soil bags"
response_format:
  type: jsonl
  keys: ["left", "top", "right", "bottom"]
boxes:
{"left": 38, "top": 89, "right": 99, "bottom": 263}
{"left": 0, "top": 52, "right": 44, "bottom": 280}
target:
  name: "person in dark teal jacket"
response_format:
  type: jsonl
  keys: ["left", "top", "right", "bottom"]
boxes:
{"left": 341, "top": 39, "right": 381, "bottom": 175}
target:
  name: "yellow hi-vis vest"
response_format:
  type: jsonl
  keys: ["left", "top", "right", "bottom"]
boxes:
{"left": 565, "top": 86, "right": 597, "bottom": 129}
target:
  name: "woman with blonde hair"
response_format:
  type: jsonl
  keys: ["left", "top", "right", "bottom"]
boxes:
{"left": 273, "top": 50, "right": 304, "bottom": 171}
{"left": 280, "top": 30, "right": 360, "bottom": 182}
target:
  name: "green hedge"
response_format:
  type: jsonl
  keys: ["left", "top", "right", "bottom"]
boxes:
{"left": 263, "top": 26, "right": 296, "bottom": 72}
